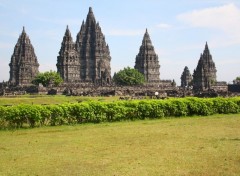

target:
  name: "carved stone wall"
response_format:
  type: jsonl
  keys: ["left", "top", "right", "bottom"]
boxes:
{"left": 57, "top": 26, "right": 80, "bottom": 82}
{"left": 9, "top": 27, "right": 39, "bottom": 85}
{"left": 134, "top": 29, "right": 160, "bottom": 84}
{"left": 193, "top": 42, "right": 217, "bottom": 91}
{"left": 57, "top": 7, "right": 111, "bottom": 85}
{"left": 181, "top": 66, "right": 192, "bottom": 87}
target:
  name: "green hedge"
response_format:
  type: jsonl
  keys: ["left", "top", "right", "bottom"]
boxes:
{"left": 1, "top": 97, "right": 240, "bottom": 129}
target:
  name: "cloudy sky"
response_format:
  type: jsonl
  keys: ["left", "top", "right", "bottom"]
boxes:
{"left": 1, "top": 0, "right": 240, "bottom": 85}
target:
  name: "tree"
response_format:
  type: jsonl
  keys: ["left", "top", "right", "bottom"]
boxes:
{"left": 113, "top": 67, "right": 145, "bottom": 86}
{"left": 233, "top": 76, "right": 240, "bottom": 84}
{"left": 32, "top": 71, "right": 63, "bottom": 87}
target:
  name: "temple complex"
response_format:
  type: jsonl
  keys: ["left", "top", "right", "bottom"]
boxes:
{"left": 180, "top": 66, "right": 192, "bottom": 88}
{"left": 192, "top": 42, "right": 217, "bottom": 90}
{"left": 3, "top": 8, "right": 232, "bottom": 97}
{"left": 57, "top": 7, "right": 111, "bottom": 85}
{"left": 134, "top": 29, "right": 160, "bottom": 84}
{"left": 9, "top": 27, "right": 39, "bottom": 86}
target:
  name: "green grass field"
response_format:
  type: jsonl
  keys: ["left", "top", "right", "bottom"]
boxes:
{"left": 0, "top": 95, "right": 119, "bottom": 105}
{"left": 0, "top": 114, "right": 240, "bottom": 175}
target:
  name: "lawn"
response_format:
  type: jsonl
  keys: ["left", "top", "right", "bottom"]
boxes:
{"left": 0, "top": 114, "right": 240, "bottom": 175}
{"left": 0, "top": 95, "right": 119, "bottom": 105}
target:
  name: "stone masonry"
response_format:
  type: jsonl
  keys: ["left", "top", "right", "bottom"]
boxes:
{"left": 180, "top": 66, "right": 192, "bottom": 88}
{"left": 134, "top": 29, "right": 160, "bottom": 84}
{"left": 5, "top": 8, "right": 228, "bottom": 96}
{"left": 57, "top": 26, "right": 80, "bottom": 82}
{"left": 57, "top": 7, "right": 111, "bottom": 85}
{"left": 193, "top": 42, "right": 217, "bottom": 90}
{"left": 9, "top": 27, "right": 39, "bottom": 86}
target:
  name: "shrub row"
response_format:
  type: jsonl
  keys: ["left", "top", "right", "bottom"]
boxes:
{"left": 1, "top": 97, "right": 240, "bottom": 128}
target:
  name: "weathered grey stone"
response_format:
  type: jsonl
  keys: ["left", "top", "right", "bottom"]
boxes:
{"left": 57, "top": 7, "right": 111, "bottom": 85}
{"left": 193, "top": 42, "right": 217, "bottom": 90}
{"left": 9, "top": 27, "right": 39, "bottom": 85}
{"left": 181, "top": 66, "right": 192, "bottom": 87}
{"left": 134, "top": 29, "right": 160, "bottom": 84}
{"left": 57, "top": 26, "right": 80, "bottom": 82}
{"left": 78, "top": 7, "right": 111, "bottom": 85}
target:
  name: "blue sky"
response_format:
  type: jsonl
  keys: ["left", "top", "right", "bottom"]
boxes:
{"left": 1, "top": 0, "right": 240, "bottom": 85}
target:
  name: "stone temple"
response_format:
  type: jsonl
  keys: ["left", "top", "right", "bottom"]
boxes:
{"left": 192, "top": 42, "right": 217, "bottom": 90}
{"left": 180, "top": 66, "right": 192, "bottom": 88}
{"left": 9, "top": 27, "right": 39, "bottom": 86}
{"left": 57, "top": 7, "right": 111, "bottom": 85}
{"left": 134, "top": 29, "right": 160, "bottom": 84}
{"left": 3, "top": 7, "right": 229, "bottom": 97}
{"left": 57, "top": 26, "right": 80, "bottom": 82}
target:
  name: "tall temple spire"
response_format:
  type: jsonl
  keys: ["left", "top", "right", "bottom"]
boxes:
{"left": 86, "top": 6, "right": 96, "bottom": 25}
{"left": 74, "top": 7, "right": 111, "bottom": 84}
{"left": 57, "top": 26, "right": 80, "bottom": 82}
{"left": 135, "top": 29, "right": 160, "bottom": 84}
{"left": 204, "top": 41, "right": 210, "bottom": 54}
{"left": 65, "top": 25, "right": 72, "bottom": 38}
{"left": 145, "top": 28, "right": 148, "bottom": 35}
{"left": 142, "top": 28, "right": 152, "bottom": 46}
{"left": 22, "top": 26, "right": 26, "bottom": 34}
{"left": 9, "top": 27, "right": 39, "bottom": 85}
{"left": 205, "top": 41, "right": 208, "bottom": 49}
{"left": 193, "top": 42, "right": 217, "bottom": 91}
{"left": 61, "top": 25, "right": 75, "bottom": 51}
{"left": 89, "top": 7, "right": 93, "bottom": 13}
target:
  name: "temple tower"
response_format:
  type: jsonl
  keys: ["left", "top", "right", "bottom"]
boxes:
{"left": 134, "top": 29, "right": 160, "bottom": 84}
{"left": 76, "top": 7, "right": 111, "bottom": 84}
{"left": 180, "top": 66, "right": 192, "bottom": 87}
{"left": 9, "top": 27, "right": 39, "bottom": 85}
{"left": 57, "top": 26, "right": 80, "bottom": 82}
{"left": 193, "top": 42, "right": 217, "bottom": 90}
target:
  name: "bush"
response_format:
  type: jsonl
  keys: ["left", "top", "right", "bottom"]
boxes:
{"left": 47, "top": 105, "right": 65, "bottom": 126}
{"left": 68, "top": 103, "right": 94, "bottom": 123}
{"left": 0, "top": 106, "right": 7, "bottom": 128}
{"left": 213, "top": 98, "right": 239, "bottom": 114}
{"left": 89, "top": 102, "right": 107, "bottom": 123}
{"left": 150, "top": 100, "right": 165, "bottom": 118}
{"left": 5, "top": 106, "right": 22, "bottom": 128}
{"left": 18, "top": 105, "right": 41, "bottom": 127}
{"left": 187, "top": 98, "right": 213, "bottom": 116}
{"left": 1, "top": 97, "right": 240, "bottom": 129}
{"left": 105, "top": 102, "right": 127, "bottom": 121}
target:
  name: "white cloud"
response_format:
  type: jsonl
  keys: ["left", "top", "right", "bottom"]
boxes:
{"left": 177, "top": 3, "right": 240, "bottom": 28}
{"left": 156, "top": 23, "right": 172, "bottom": 29}
{"left": 177, "top": 3, "right": 240, "bottom": 46}
{"left": 106, "top": 29, "right": 143, "bottom": 36}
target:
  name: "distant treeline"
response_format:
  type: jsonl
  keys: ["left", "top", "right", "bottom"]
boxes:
{"left": 1, "top": 97, "right": 240, "bottom": 129}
